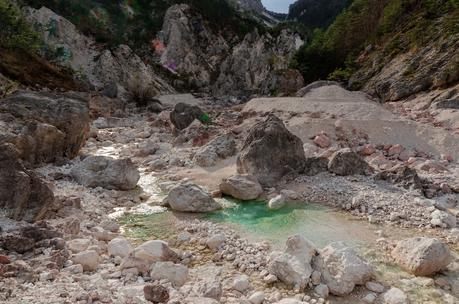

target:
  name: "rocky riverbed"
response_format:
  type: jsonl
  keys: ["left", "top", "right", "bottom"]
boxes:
{"left": 1, "top": 84, "right": 459, "bottom": 304}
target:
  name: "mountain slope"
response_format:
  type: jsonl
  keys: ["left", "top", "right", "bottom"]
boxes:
{"left": 292, "top": 0, "right": 459, "bottom": 101}
{"left": 287, "top": 0, "right": 351, "bottom": 29}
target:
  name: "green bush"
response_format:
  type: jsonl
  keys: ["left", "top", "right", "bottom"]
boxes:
{"left": 0, "top": 0, "right": 41, "bottom": 51}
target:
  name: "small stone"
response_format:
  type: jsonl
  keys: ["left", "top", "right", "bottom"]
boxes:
{"left": 144, "top": 284, "right": 169, "bottom": 303}
{"left": 314, "top": 134, "right": 331, "bottom": 148}
{"left": 71, "top": 250, "right": 99, "bottom": 272}
{"left": 264, "top": 274, "right": 278, "bottom": 284}
{"left": 382, "top": 287, "right": 409, "bottom": 304}
{"left": 233, "top": 275, "right": 250, "bottom": 292}
{"left": 366, "top": 281, "right": 385, "bottom": 293}
{"left": 363, "top": 293, "right": 377, "bottom": 303}
{"left": 108, "top": 237, "right": 133, "bottom": 258}
{"left": 206, "top": 234, "right": 226, "bottom": 251}
{"left": 314, "top": 284, "right": 329, "bottom": 298}
{"left": 248, "top": 291, "right": 265, "bottom": 304}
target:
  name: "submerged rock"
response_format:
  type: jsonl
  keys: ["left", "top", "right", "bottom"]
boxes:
{"left": 328, "top": 148, "right": 372, "bottom": 176}
{"left": 70, "top": 155, "right": 140, "bottom": 190}
{"left": 219, "top": 174, "right": 263, "bottom": 200}
{"left": 313, "top": 242, "right": 374, "bottom": 296}
{"left": 163, "top": 182, "right": 221, "bottom": 212}
{"left": 268, "top": 194, "right": 287, "bottom": 210}
{"left": 237, "top": 115, "right": 306, "bottom": 186}
{"left": 391, "top": 237, "right": 451, "bottom": 276}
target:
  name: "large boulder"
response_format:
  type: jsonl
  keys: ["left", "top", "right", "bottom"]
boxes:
{"left": 237, "top": 115, "right": 306, "bottom": 186}
{"left": 268, "top": 235, "right": 317, "bottom": 290}
{"left": 170, "top": 103, "right": 205, "bottom": 130}
{"left": 312, "top": 242, "right": 374, "bottom": 296}
{"left": 121, "top": 240, "right": 179, "bottom": 274}
{"left": 70, "top": 156, "right": 140, "bottom": 190}
{"left": 0, "top": 91, "right": 90, "bottom": 164}
{"left": 391, "top": 237, "right": 451, "bottom": 276}
{"left": 328, "top": 148, "right": 372, "bottom": 176}
{"left": 0, "top": 144, "right": 54, "bottom": 222}
{"left": 163, "top": 183, "right": 221, "bottom": 212}
{"left": 219, "top": 174, "right": 263, "bottom": 201}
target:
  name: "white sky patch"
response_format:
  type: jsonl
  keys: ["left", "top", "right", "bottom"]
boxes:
{"left": 261, "top": 0, "right": 296, "bottom": 13}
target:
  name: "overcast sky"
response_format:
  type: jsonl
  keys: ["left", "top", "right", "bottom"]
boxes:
{"left": 261, "top": 0, "right": 296, "bottom": 13}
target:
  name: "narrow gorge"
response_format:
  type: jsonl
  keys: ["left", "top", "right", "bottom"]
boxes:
{"left": 0, "top": 1, "right": 458, "bottom": 304}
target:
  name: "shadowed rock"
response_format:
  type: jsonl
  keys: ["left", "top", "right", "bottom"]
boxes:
{"left": 237, "top": 115, "right": 306, "bottom": 186}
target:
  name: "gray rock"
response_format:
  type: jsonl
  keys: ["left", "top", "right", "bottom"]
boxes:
{"left": 150, "top": 261, "right": 188, "bottom": 287}
{"left": 268, "top": 235, "right": 317, "bottom": 290}
{"left": 0, "top": 144, "right": 54, "bottom": 222}
{"left": 237, "top": 115, "right": 306, "bottom": 186}
{"left": 163, "top": 182, "right": 221, "bottom": 212}
{"left": 219, "top": 174, "right": 263, "bottom": 200}
{"left": 71, "top": 156, "right": 140, "bottom": 190}
{"left": 382, "top": 287, "right": 409, "bottom": 304}
{"left": 391, "top": 237, "right": 451, "bottom": 276}
{"left": 121, "top": 240, "right": 179, "bottom": 275}
{"left": 0, "top": 90, "right": 90, "bottom": 164}
{"left": 313, "top": 242, "right": 374, "bottom": 296}
{"left": 170, "top": 102, "right": 205, "bottom": 130}
{"left": 304, "top": 157, "right": 329, "bottom": 175}
{"left": 328, "top": 148, "right": 372, "bottom": 176}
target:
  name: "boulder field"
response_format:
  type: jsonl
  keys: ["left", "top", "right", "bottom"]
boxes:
{"left": 0, "top": 84, "right": 458, "bottom": 304}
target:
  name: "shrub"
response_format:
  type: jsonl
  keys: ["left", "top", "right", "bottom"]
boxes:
{"left": 126, "top": 77, "right": 158, "bottom": 108}
{"left": 0, "top": 0, "right": 42, "bottom": 52}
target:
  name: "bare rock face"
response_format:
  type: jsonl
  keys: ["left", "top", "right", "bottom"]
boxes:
{"left": 70, "top": 156, "right": 140, "bottom": 190}
{"left": 0, "top": 144, "right": 54, "bottom": 222}
{"left": 0, "top": 91, "right": 90, "bottom": 165}
{"left": 312, "top": 242, "right": 374, "bottom": 296}
{"left": 219, "top": 174, "right": 263, "bottom": 201}
{"left": 237, "top": 115, "right": 306, "bottom": 186}
{"left": 170, "top": 103, "right": 205, "bottom": 130}
{"left": 328, "top": 148, "right": 372, "bottom": 176}
{"left": 391, "top": 237, "right": 451, "bottom": 276}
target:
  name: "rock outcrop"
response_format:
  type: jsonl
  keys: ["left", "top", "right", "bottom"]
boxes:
{"left": 237, "top": 115, "right": 306, "bottom": 186}
{"left": 158, "top": 4, "right": 303, "bottom": 96}
{"left": 24, "top": 6, "right": 174, "bottom": 94}
{"left": 163, "top": 183, "right": 222, "bottom": 212}
{"left": 0, "top": 144, "right": 54, "bottom": 222}
{"left": 70, "top": 156, "right": 140, "bottom": 191}
{"left": 0, "top": 91, "right": 90, "bottom": 165}
{"left": 391, "top": 237, "right": 451, "bottom": 276}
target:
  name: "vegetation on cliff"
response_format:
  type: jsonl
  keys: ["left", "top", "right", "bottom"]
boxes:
{"left": 292, "top": 0, "right": 459, "bottom": 84}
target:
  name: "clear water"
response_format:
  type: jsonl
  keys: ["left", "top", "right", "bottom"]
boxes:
{"left": 207, "top": 199, "right": 377, "bottom": 249}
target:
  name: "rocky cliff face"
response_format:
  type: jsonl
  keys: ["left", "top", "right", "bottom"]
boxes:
{"left": 351, "top": 33, "right": 459, "bottom": 102}
{"left": 24, "top": 6, "right": 175, "bottom": 96}
{"left": 158, "top": 4, "right": 304, "bottom": 97}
